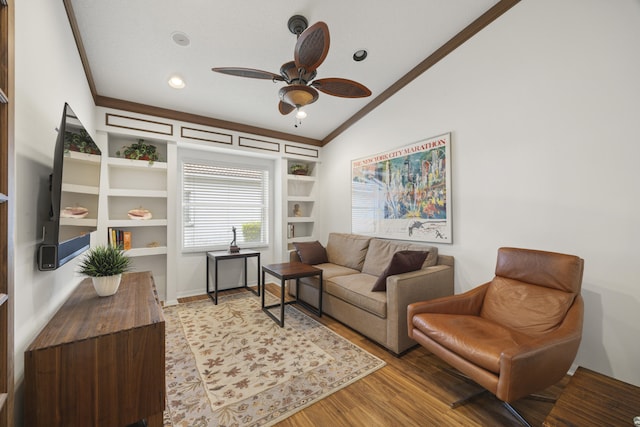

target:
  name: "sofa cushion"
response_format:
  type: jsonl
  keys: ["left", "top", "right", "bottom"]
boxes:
{"left": 480, "top": 277, "right": 576, "bottom": 336}
{"left": 325, "top": 273, "right": 387, "bottom": 318}
{"left": 326, "top": 233, "right": 372, "bottom": 271}
{"left": 315, "top": 263, "right": 360, "bottom": 280}
{"left": 371, "top": 250, "right": 429, "bottom": 291}
{"left": 293, "top": 241, "right": 328, "bottom": 265}
{"left": 361, "top": 238, "right": 438, "bottom": 276}
{"left": 293, "top": 263, "right": 360, "bottom": 297}
{"left": 296, "top": 263, "right": 360, "bottom": 289}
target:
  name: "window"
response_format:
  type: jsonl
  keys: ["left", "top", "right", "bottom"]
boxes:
{"left": 182, "top": 161, "right": 269, "bottom": 250}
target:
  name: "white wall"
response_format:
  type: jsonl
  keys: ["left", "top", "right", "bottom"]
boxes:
{"left": 320, "top": 0, "right": 640, "bottom": 386}
{"left": 14, "top": 0, "right": 97, "bottom": 417}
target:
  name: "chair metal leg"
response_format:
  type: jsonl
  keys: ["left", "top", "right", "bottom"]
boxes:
{"left": 503, "top": 402, "right": 532, "bottom": 427}
{"left": 441, "top": 368, "right": 489, "bottom": 408}
{"left": 450, "top": 389, "right": 488, "bottom": 408}
{"left": 442, "top": 367, "right": 548, "bottom": 426}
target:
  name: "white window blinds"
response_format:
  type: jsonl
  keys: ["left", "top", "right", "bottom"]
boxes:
{"left": 182, "top": 161, "right": 269, "bottom": 250}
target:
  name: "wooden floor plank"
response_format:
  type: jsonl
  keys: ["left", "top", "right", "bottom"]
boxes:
{"left": 178, "top": 285, "right": 565, "bottom": 426}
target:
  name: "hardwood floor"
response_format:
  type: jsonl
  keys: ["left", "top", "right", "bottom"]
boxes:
{"left": 178, "top": 285, "right": 569, "bottom": 426}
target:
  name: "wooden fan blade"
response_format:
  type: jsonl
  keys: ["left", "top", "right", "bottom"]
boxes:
{"left": 311, "top": 78, "right": 372, "bottom": 98}
{"left": 294, "top": 21, "right": 330, "bottom": 73}
{"left": 278, "top": 101, "right": 295, "bottom": 115}
{"left": 212, "top": 67, "right": 284, "bottom": 81}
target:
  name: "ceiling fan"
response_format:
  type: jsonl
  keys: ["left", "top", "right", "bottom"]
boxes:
{"left": 212, "top": 15, "right": 372, "bottom": 117}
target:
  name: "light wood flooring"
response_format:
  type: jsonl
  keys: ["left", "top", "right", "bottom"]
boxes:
{"left": 179, "top": 284, "right": 569, "bottom": 426}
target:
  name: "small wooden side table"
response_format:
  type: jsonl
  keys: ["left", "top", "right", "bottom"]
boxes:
{"left": 261, "top": 262, "right": 323, "bottom": 327}
{"left": 206, "top": 249, "right": 260, "bottom": 304}
{"left": 543, "top": 366, "right": 640, "bottom": 427}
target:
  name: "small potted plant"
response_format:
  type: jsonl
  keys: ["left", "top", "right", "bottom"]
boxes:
{"left": 78, "top": 245, "right": 132, "bottom": 297}
{"left": 242, "top": 221, "right": 262, "bottom": 242}
{"left": 290, "top": 163, "right": 309, "bottom": 175}
{"left": 116, "top": 139, "right": 159, "bottom": 165}
{"left": 63, "top": 129, "right": 101, "bottom": 155}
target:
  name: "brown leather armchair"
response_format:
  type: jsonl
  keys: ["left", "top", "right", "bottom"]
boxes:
{"left": 408, "top": 247, "right": 584, "bottom": 426}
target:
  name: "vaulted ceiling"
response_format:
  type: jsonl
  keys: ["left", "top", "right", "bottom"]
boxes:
{"left": 65, "top": 0, "right": 519, "bottom": 146}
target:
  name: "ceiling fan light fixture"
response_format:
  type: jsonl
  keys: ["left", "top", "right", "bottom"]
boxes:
{"left": 295, "top": 108, "right": 307, "bottom": 120}
{"left": 168, "top": 75, "right": 186, "bottom": 89}
{"left": 279, "top": 85, "right": 319, "bottom": 108}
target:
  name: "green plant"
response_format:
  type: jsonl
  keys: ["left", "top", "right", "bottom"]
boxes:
{"left": 290, "top": 163, "right": 308, "bottom": 175}
{"left": 63, "top": 129, "right": 100, "bottom": 155}
{"left": 77, "top": 245, "right": 132, "bottom": 277}
{"left": 242, "top": 222, "right": 262, "bottom": 242}
{"left": 116, "top": 139, "right": 159, "bottom": 164}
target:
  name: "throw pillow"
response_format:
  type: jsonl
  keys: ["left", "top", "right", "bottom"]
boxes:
{"left": 293, "top": 241, "right": 328, "bottom": 265}
{"left": 371, "top": 250, "right": 429, "bottom": 292}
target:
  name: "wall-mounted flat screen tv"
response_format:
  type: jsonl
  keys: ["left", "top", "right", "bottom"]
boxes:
{"left": 41, "top": 103, "right": 102, "bottom": 269}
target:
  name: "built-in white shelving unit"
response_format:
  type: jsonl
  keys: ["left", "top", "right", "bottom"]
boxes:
{"left": 94, "top": 107, "right": 319, "bottom": 301}
{"left": 97, "top": 132, "right": 173, "bottom": 300}
{"left": 284, "top": 158, "right": 319, "bottom": 258}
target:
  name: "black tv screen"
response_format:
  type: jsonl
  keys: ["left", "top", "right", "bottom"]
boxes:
{"left": 44, "top": 103, "right": 102, "bottom": 268}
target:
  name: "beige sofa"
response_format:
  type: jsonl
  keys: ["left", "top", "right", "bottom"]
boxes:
{"left": 289, "top": 232, "right": 454, "bottom": 355}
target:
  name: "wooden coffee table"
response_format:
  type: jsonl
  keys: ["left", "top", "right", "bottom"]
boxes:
{"left": 543, "top": 366, "right": 640, "bottom": 426}
{"left": 261, "top": 262, "right": 323, "bottom": 327}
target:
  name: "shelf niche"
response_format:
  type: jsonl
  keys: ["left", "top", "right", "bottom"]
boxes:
{"left": 283, "top": 156, "right": 319, "bottom": 256}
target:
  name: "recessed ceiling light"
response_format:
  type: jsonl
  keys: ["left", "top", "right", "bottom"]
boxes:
{"left": 171, "top": 31, "right": 190, "bottom": 47}
{"left": 168, "top": 75, "right": 186, "bottom": 89}
{"left": 353, "top": 49, "right": 368, "bottom": 62}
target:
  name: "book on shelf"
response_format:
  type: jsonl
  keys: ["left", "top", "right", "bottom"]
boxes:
{"left": 123, "top": 231, "right": 131, "bottom": 250}
{"left": 108, "top": 227, "right": 132, "bottom": 250}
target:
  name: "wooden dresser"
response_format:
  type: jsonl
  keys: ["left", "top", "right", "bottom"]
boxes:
{"left": 24, "top": 271, "right": 165, "bottom": 427}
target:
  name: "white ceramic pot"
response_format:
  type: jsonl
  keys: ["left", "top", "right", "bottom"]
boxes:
{"left": 91, "top": 274, "right": 122, "bottom": 297}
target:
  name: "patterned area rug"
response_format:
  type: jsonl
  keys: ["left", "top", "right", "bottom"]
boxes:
{"left": 163, "top": 292, "right": 385, "bottom": 426}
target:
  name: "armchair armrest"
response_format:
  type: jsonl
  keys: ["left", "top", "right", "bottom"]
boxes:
{"left": 386, "top": 264, "right": 454, "bottom": 354}
{"left": 498, "top": 296, "right": 584, "bottom": 402}
{"left": 408, "top": 282, "right": 489, "bottom": 317}
{"left": 407, "top": 283, "right": 489, "bottom": 340}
